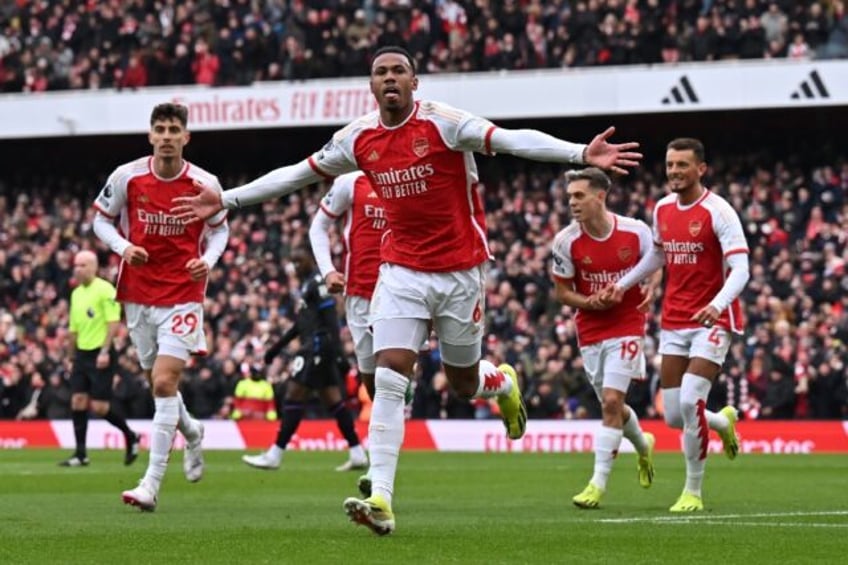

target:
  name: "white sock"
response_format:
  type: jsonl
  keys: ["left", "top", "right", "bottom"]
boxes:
{"left": 680, "top": 373, "right": 711, "bottom": 496}
{"left": 474, "top": 360, "right": 513, "bottom": 398}
{"left": 369, "top": 367, "right": 408, "bottom": 507}
{"left": 176, "top": 392, "right": 200, "bottom": 440}
{"left": 590, "top": 426, "right": 623, "bottom": 490}
{"left": 662, "top": 388, "right": 683, "bottom": 429}
{"left": 142, "top": 396, "right": 179, "bottom": 493}
{"left": 622, "top": 406, "right": 648, "bottom": 455}
{"left": 351, "top": 444, "right": 367, "bottom": 462}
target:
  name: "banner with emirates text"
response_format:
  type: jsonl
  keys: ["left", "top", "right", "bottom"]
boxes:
{"left": 1, "top": 420, "right": 847, "bottom": 454}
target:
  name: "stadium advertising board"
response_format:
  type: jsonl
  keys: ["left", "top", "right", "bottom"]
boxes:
{"left": 0, "top": 60, "right": 845, "bottom": 138}
{"left": 3, "top": 420, "right": 848, "bottom": 454}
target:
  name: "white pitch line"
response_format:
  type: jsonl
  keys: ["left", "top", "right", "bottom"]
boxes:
{"left": 690, "top": 521, "right": 848, "bottom": 529}
{"left": 598, "top": 510, "right": 848, "bottom": 524}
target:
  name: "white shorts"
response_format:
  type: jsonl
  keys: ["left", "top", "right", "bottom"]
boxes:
{"left": 659, "top": 327, "right": 731, "bottom": 366}
{"left": 370, "top": 263, "right": 485, "bottom": 363}
{"left": 581, "top": 336, "right": 646, "bottom": 400}
{"left": 345, "top": 295, "right": 376, "bottom": 374}
{"left": 124, "top": 302, "right": 207, "bottom": 370}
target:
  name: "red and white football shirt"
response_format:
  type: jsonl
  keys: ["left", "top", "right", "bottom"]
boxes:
{"left": 93, "top": 157, "right": 227, "bottom": 306}
{"left": 551, "top": 214, "right": 652, "bottom": 346}
{"left": 308, "top": 100, "right": 496, "bottom": 273}
{"left": 653, "top": 189, "right": 748, "bottom": 333}
{"left": 319, "top": 172, "right": 385, "bottom": 299}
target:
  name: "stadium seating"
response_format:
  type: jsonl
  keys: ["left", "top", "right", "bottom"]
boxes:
{"left": 1, "top": 0, "right": 846, "bottom": 92}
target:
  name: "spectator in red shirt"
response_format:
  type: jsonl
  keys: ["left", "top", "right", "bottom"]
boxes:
{"left": 119, "top": 53, "right": 148, "bottom": 90}
{"left": 192, "top": 39, "right": 219, "bottom": 86}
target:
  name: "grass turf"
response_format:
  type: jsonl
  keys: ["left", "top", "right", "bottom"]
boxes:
{"left": 1, "top": 449, "right": 846, "bottom": 564}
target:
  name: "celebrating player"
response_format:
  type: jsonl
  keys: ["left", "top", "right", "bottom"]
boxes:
{"left": 599, "top": 138, "right": 748, "bottom": 512}
{"left": 172, "top": 46, "right": 641, "bottom": 535}
{"left": 551, "top": 168, "right": 657, "bottom": 509}
{"left": 92, "top": 103, "right": 229, "bottom": 511}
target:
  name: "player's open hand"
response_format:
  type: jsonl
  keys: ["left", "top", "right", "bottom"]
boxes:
{"left": 172, "top": 180, "right": 224, "bottom": 222}
{"left": 123, "top": 245, "right": 149, "bottom": 266}
{"left": 185, "top": 258, "right": 210, "bottom": 281}
{"left": 325, "top": 271, "right": 345, "bottom": 294}
{"left": 584, "top": 126, "right": 642, "bottom": 176}
{"left": 691, "top": 305, "right": 720, "bottom": 328}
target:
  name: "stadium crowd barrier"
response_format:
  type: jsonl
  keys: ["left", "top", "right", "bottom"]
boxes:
{"left": 3, "top": 419, "right": 847, "bottom": 454}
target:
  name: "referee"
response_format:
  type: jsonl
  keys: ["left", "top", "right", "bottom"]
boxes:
{"left": 60, "top": 250, "right": 140, "bottom": 467}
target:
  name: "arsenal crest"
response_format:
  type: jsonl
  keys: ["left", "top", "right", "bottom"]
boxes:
{"left": 688, "top": 220, "right": 702, "bottom": 237}
{"left": 618, "top": 247, "right": 633, "bottom": 262}
{"left": 412, "top": 137, "right": 429, "bottom": 157}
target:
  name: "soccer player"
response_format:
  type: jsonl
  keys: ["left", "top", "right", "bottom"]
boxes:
{"left": 92, "top": 103, "right": 229, "bottom": 511}
{"left": 172, "top": 46, "right": 641, "bottom": 535}
{"left": 61, "top": 250, "right": 140, "bottom": 467}
{"left": 600, "top": 138, "right": 749, "bottom": 512}
{"left": 550, "top": 168, "right": 657, "bottom": 509}
{"left": 309, "top": 171, "right": 421, "bottom": 493}
{"left": 242, "top": 246, "right": 368, "bottom": 472}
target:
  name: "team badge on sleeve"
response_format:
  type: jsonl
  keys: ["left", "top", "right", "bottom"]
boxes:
{"left": 96, "top": 184, "right": 112, "bottom": 207}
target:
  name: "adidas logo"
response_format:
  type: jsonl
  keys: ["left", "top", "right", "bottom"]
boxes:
{"left": 366, "top": 150, "right": 379, "bottom": 162}
{"left": 790, "top": 70, "right": 829, "bottom": 100}
{"left": 661, "top": 75, "right": 699, "bottom": 105}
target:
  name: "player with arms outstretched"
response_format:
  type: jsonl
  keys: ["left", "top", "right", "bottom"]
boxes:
{"left": 93, "top": 103, "right": 229, "bottom": 511}
{"left": 173, "top": 46, "right": 641, "bottom": 535}
{"left": 600, "top": 138, "right": 748, "bottom": 512}
{"left": 551, "top": 168, "right": 657, "bottom": 509}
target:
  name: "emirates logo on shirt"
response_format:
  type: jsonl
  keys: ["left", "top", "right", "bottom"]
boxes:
{"left": 412, "top": 137, "right": 429, "bottom": 157}
{"left": 137, "top": 209, "right": 188, "bottom": 236}
{"left": 370, "top": 164, "right": 435, "bottom": 199}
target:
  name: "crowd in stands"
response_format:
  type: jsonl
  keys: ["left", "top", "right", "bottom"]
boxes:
{"left": 2, "top": 150, "right": 847, "bottom": 422}
{"left": 1, "top": 0, "right": 848, "bottom": 93}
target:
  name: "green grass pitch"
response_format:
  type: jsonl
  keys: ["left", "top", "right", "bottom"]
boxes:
{"left": 2, "top": 449, "right": 846, "bottom": 564}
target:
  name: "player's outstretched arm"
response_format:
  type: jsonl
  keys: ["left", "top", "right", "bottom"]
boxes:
{"left": 583, "top": 126, "right": 642, "bottom": 176}
{"left": 172, "top": 160, "right": 324, "bottom": 221}
{"left": 487, "top": 126, "right": 642, "bottom": 175}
